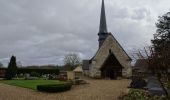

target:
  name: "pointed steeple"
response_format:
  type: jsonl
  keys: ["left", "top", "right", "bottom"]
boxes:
{"left": 99, "top": 0, "right": 108, "bottom": 33}
{"left": 98, "top": 0, "right": 109, "bottom": 48}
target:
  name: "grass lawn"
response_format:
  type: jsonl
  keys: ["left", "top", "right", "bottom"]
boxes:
{"left": 0, "top": 80, "right": 64, "bottom": 90}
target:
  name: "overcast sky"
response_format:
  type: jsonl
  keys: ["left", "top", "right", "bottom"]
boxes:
{"left": 0, "top": 0, "right": 170, "bottom": 66}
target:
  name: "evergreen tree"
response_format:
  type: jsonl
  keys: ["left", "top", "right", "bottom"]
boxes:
{"left": 151, "top": 11, "right": 170, "bottom": 74}
{"left": 150, "top": 11, "right": 170, "bottom": 96}
{"left": 5, "top": 56, "right": 17, "bottom": 80}
{"left": 152, "top": 11, "right": 170, "bottom": 57}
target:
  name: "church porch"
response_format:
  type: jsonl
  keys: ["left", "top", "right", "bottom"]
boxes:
{"left": 100, "top": 53, "right": 123, "bottom": 79}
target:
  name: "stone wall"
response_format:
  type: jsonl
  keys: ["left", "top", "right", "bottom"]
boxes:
{"left": 89, "top": 34, "right": 132, "bottom": 78}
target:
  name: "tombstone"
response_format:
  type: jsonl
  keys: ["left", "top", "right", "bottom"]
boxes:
{"left": 130, "top": 76, "right": 147, "bottom": 88}
{"left": 147, "top": 76, "right": 165, "bottom": 95}
{"left": 25, "top": 73, "right": 30, "bottom": 79}
{"left": 25, "top": 73, "right": 38, "bottom": 80}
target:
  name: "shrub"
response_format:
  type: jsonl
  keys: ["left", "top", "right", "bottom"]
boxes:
{"left": 37, "top": 83, "right": 72, "bottom": 93}
{"left": 122, "top": 89, "right": 150, "bottom": 100}
{"left": 121, "top": 89, "right": 169, "bottom": 100}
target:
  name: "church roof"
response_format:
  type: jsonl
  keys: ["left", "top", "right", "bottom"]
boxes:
{"left": 133, "top": 59, "right": 148, "bottom": 70}
{"left": 73, "top": 65, "right": 83, "bottom": 72}
{"left": 91, "top": 33, "right": 131, "bottom": 69}
{"left": 92, "top": 33, "right": 131, "bottom": 61}
{"left": 109, "top": 33, "right": 132, "bottom": 61}
{"left": 82, "top": 60, "right": 90, "bottom": 70}
{"left": 99, "top": 0, "right": 108, "bottom": 34}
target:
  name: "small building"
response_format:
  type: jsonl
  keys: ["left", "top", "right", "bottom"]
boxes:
{"left": 82, "top": 60, "right": 90, "bottom": 76}
{"left": 66, "top": 66, "right": 83, "bottom": 80}
{"left": 67, "top": 71, "right": 75, "bottom": 80}
{"left": 73, "top": 65, "right": 83, "bottom": 79}
{"left": 133, "top": 59, "right": 148, "bottom": 73}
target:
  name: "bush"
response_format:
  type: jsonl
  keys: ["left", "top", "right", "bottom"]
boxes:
{"left": 37, "top": 83, "right": 72, "bottom": 92}
{"left": 120, "top": 89, "right": 169, "bottom": 100}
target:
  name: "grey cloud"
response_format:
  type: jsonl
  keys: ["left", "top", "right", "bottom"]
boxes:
{"left": 0, "top": 0, "right": 169, "bottom": 66}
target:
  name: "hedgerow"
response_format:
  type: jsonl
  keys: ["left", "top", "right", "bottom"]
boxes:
{"left": 37, "top": 83, "right": 72, "bottom": 93}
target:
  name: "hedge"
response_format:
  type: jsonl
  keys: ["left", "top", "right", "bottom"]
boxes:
{"left": 0, "top": 68, "right": 60, "bottom": 75}
{"left": 17, "top": 68, "right": 60, "bottom": 75}
{"left": 37, "top": 83, "right": 72, "bottom": 92}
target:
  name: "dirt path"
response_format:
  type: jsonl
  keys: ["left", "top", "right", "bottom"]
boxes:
{"left": 0, "top": 79, "right": 130, "bottom": 100}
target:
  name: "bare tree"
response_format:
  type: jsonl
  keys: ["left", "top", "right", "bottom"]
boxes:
{"left": 133, "top": 46, "right": 169, "bottom": 96}
{"left": 130, "top": 11, "right": 170, "bottom": 97}
{"left": 63, "top": 53, "right": 81, "bottom": 70}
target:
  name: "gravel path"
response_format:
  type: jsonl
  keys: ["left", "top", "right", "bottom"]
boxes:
{"left": 0, "top": 79, "right": 130, "bottom": 100}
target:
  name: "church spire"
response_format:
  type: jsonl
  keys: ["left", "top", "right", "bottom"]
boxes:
{"left": 99, "top": 0, "right": 107, "bottom": 33}
{"left": 98, "top": 0, "right": 109, "bottom": 48}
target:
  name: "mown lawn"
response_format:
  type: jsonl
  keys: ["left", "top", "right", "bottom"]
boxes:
{"left": 0, "top": 80, "right": 63, "bottom": 90}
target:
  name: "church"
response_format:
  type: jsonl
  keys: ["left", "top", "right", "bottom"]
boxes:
{"left": 82, "top": 0, "right": 132, "bottom": 79}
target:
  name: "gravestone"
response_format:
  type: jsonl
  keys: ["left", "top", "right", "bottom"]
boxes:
{"left": 25, "top": 73, "right": 38, "bottom": 80}
{"left": 130, "top": 76, "right": 147, "bottom": 88}
{"left": 147, "top": 76, "right": 165, "bottom": 95}
{"left": 25, "top": 73, "right": 30, "bottom": 78}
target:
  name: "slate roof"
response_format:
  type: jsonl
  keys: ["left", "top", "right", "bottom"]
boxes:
{"left": 73, "top": 65, "right": 83, "bottom": 72}
{"left": 99, "top": 0, "right": 107, "bottom": 33}
{"left": 91, "top": 33, "right": 132, "bottom": 62}
{"left": 82, "top": 60, "right": 90, "bottom": 70}
{"left": 133, "top": 59, "right": 148, "bottom": 72}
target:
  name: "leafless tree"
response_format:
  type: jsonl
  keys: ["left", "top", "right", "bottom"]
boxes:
{"left": 133, "top": 46, "right": 169, "bottom": 96}
{"left": 63, "top": 53, "right": 81, "bottom": 70}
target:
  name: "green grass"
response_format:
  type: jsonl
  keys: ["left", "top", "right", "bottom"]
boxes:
{"left": 0, "top": 80, "right": 64, "bottom": 90}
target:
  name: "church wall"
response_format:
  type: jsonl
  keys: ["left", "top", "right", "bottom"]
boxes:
{"left": 89, "top": 35, "right": 132, "bottom": 78}
{"left": 83, "top": 70, "right": 89, "bottom": 76}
